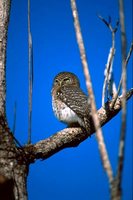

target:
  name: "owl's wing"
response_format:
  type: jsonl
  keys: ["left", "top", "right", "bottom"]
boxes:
{"left": 58, "top": 86, "right": 91, "bottom": 118}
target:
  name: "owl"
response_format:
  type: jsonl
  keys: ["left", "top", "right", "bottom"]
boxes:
{"left": 52, "top": 72, "right": 91, "bottom": 135}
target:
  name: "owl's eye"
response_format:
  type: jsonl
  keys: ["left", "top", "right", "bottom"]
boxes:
{"left": 63, "top": 77, "right": 71, "bottom": 83}
{"left": 54, "top": 79, "right": 59, "bottom": 85}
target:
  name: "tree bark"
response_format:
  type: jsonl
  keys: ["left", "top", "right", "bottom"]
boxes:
{"left": 0, "top": 1, "right": 29, "bottom": 199}
{"left": 0, "top": 0, "right": 10, "bottom": 115}
{"left": 0, "top": 116, "right": 29, "bottom": 200}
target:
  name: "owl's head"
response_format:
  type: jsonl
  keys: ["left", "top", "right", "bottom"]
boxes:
{"left": 53, "top": 72, "right": 80, "bottom": 87}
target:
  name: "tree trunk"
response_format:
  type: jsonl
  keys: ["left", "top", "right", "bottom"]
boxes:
{"left": 0, "top": 1, "right": 29, "bottom": 199}
{"left": 0, "top": 116, "right": 29, "bottom": 200}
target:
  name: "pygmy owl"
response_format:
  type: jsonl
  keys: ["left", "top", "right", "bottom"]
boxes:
{"left": 52, "top": 72, "right": 91, "bottom": 134}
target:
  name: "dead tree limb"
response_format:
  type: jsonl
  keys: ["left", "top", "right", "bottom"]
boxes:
{"left": 28, "top": 0, "right": 33, "bottom": 144}
{"left": 111, "top": 0, "right": 128, "bottom": 199}
{"left": 24, "top": 88, "right": 133, "bottom": 163}
{"left": 70, "top": 0, "right": 113, "bottom": 183}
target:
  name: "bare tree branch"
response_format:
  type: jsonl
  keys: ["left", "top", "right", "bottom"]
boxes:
{"left": 125, "top": 42, "right": 133, "bottom": 63}
{"left": 24, "top": 89, "right": 133, "bottom": 163}
{"left": 28, "top": 0, "right": 33, "bottom": 144}
{"left": 116, "top": 0, "right": 127, "bottom": 194}
{"left": 98, "top": 16, "right": 118, "bottom": 106}
{"left": 70, "top": 0, "right": 113, "bottom": 183}
{"left": 12, "top": 101, "right": 17, "bottom": 135}
{"left": 111, "top": 41, "right": 133, "bottom": 108}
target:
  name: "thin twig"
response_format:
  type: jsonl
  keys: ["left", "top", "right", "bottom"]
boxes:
{"left": 125, "top": 42, "right": 133, "bottom": 63}
{"left": 28, "top": 0, "right": 33, "bottom": 144}
{"left": 102, "top": 47, "right": 115, "bottom": 106}
{"left": 12, "top": 135, "right": 23, "bottom": 149}
{"left": 116, "top": 0, "right": 127, "bottom": 194}
{"left": 111, "top": 42, "right": 133, "bottom": 108}
{"left": 12, "top": 101, "right": 17, "bottom": 135}
{"left": 11, "top": 102, "right": 24, "bottom": 149}
{"left": 70, "top": 0, "right": 113, "bottom": 183}
{"left": 98, "top": 15, "right": 119, "bottom": 107}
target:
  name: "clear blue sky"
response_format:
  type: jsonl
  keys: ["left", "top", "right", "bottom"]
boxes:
{"left": 6, "top": 0, "right": 132, "bottom": 199}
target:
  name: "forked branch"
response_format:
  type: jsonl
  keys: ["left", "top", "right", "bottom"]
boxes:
{"left": 98, "top": 15, "right": 119, "bottom": 106}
